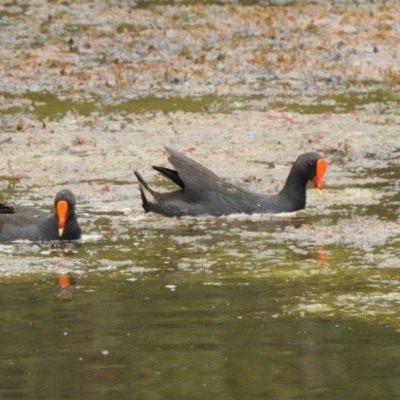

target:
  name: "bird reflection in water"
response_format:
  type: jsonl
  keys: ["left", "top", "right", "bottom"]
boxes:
{"left": 316, "top": 245, "right": 328, "bottom": 269}
{"left": 56, "top": 273, "right": 77, "bottom": 300}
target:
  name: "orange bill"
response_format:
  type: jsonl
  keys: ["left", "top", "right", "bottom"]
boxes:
{"left": 56, "top": 200, "right": 68, "bottom": 238}
{"left": 312, "top": 159, "right": 327, "bottom": 194}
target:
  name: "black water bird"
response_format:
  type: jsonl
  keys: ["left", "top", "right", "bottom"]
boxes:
{"left": 0, "top": 189, "right": 81, "bottom": 241}
{"left": 134, "top": 146, "right": 327, "bottom": 217}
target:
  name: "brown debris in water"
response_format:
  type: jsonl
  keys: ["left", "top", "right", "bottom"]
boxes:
{"left": 0, "top": 2, "right": 400, "bottom": 106}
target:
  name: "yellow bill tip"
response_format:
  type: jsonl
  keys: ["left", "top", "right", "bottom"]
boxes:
{"left": 316, "top": 189, "right": 323, "bottom": 197}
{"left": 58, "top": 227, "right": 64, "bottom": 238}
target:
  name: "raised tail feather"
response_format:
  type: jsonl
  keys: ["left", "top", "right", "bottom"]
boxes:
{"left": 134, "top": 171, "right": 158, "bottom": 213}
{"left": 152, "top": 166, "right": 185, "bottom": 188}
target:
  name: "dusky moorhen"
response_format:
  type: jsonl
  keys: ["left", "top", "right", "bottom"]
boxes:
{"left": 0, "top": 189, "right": 81, "bottom": 241}
{"left": 134, "top": 146, "right": 327, "bottom": 217}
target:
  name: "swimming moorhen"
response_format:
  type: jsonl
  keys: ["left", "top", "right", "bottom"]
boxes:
{"left": 0, "top": 189, "right": 81, "bottom": 241}
{"left": 134, "top": 146, "right": 327, "bottom": 217}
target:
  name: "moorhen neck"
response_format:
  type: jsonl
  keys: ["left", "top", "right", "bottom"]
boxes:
{"left": 0, "top": 189, "right": 81, "bottom": 242}
{"left": 134, "top": 146, "right": 327, "bottom": 217}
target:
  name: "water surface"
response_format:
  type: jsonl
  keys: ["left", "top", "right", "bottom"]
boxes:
{"left": 1, "top": 0, "right": 400, "bottom": 398}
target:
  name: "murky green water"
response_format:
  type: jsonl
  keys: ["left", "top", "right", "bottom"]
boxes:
{"left": 1, "top": 278, "right": 400, "bottom": 400}
{"left": 4, "top": 90, "right": 397, "bottom": 122}
{"left": 2, "top": 244, "right": 400, "bottom": 400}
{"left": 1, "top": 185, "right": 400, "bottom": 399}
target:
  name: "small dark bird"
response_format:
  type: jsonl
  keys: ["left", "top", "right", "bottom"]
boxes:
{"left": 134, "top": 146, "right": 327, "bottom": 217}
{"left": 0, "top": 189, "right": 81, "bottom": 242}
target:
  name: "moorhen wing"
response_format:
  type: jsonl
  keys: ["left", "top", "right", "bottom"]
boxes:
{"left": 134, "top": 146, "right": 327, "bottom": 217}
{"left": 0, "top": 189, "right": 81, "bottom": 241}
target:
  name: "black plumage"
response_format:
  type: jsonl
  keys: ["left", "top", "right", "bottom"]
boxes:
{"left": 134, "top": 146, "right": 327, "bottom": 217}
{"left": 0, "top": 189, "right": 81, "bottom": 242}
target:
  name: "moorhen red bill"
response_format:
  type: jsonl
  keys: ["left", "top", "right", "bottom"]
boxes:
{"left": 0, "top": 189, "right": 81, "bottom": 242}
{"left": 134, "top": 146, "right": 327, "bottom": 217}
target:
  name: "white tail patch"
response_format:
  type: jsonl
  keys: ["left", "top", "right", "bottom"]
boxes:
{"left": 138, "top": 182, "right": 158, "bottom": 204}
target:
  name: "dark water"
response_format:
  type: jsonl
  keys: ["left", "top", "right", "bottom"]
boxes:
{"left": 2, "top": 273, "right": 400, "bottom": 400}
{"left": 1, "top": 201, "right": 400, "bottom": 399}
